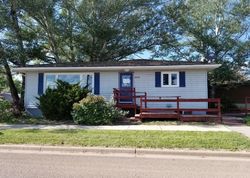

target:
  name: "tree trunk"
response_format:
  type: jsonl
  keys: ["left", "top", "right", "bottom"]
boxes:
{"left": 3, "top": 60, "right": 23, "bottom": 115}
{"left": 20, "top": 74, "right": 25, "bottom": 108}
{"left": 10, "top": 0, "right": 26, "bottom": 108}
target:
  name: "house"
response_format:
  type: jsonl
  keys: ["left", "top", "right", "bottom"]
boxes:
{"left": 13, "top": 59, "right": 221, "bottom": 118}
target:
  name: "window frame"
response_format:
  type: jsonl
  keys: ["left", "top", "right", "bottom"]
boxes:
{"left": 44, "top": 73, "right": 94, "bottom": 92}
{"left": 161, "top": 72, "right": 179, "bottom": 87}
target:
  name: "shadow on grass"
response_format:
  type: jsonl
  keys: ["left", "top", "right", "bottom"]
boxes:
{"left": 22, "top": 129, "right": 41, "bottom": 133}
{"left": 0, "top": 132, "right": 3, "bottom": 135}
{"left": 48, "top": 129, "right": 82, "bottom": 134}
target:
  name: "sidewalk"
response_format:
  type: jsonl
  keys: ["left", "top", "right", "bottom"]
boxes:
{"left": 0, "top": 123, "right": 231, "bottom": 132}
{"left": 227, "top": 126, "right": 250, "bottom": 138}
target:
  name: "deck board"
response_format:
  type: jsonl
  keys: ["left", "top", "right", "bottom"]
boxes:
{"left": 140, "top": 111, "right": 179, "bottom": 119}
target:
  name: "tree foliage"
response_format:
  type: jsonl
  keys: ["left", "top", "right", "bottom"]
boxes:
{"left": 20, "top": 0, "right": 163, "bottom": 62}
{"left": 160, "top": 0, "right": 250, "bottom": 84}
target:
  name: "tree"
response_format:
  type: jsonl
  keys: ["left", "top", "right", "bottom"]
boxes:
{"left": 21, "top": 0, "right": 164, "bottom": 62}
{"left": 160, "top": 0, "right": 250, "bottom": 84}
{"left": 72, "top": 0, "right": 163, "bottom": 62}
{"left": 0, "top": 68, "right": 8, "bottom": 93}
{"left": 0, "top": 0, "right": 45, "bottom": 114}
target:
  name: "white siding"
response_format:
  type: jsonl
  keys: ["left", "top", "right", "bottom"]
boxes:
{"left": 24, "top": 70, "right": 208, "bottom": 113}
{"left": 24, "top": 71, "right": 119, "bottom": 108}
{"left": 133, "top": 70, "right": 208, "bottom": 109}
{"left": 100, "top": 72, "right": 119, "bottom": 101}
{"left": 25, "top": 72, "right": 39, "bottom": 108}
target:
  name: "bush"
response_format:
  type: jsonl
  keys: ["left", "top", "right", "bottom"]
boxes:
{"left": 37, "top": 80, "right": 89, "bottom": 121}
{"left": 219, "top": 95, "right": 238, "bottom": 112}
{"left": 72, "top": 94, "right": 127, "bottom": 125}
{"left": 0, "top": 98, "right": 14, "bottom": 121}
{"left": 244, "top": 116, "right": 250, "bottom": 126}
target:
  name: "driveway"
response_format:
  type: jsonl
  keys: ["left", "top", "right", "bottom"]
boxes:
{"left": 227, "top": 126, "right": 250, "bottom": 138}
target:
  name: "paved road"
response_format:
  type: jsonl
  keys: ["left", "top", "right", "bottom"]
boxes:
{"left": 0, "top": 151, "right": 250, "bottom": 178}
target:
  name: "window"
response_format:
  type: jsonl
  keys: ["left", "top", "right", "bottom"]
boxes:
{"left": 121, "top": 75, "right": 132, "bottom": 87}
{"left": 44, "top": 73, "right": 94, "bottom": 92}
{"left": 45, "top": 75, "right": 56, "bottom": 89}
{"left": 58, "top": 74, "right": 80, "bottom": 84}
{"left": 81, "top": 74, "right": 93, "bottom": 91}
{"left": 161, "top": 72, "right": 179, "bottom": 87}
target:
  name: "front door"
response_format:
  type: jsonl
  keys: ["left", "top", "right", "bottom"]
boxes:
{"left": 119, "top": 73, "right": 133, "bottom": 103}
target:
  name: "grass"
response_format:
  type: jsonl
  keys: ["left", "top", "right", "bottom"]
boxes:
{"left": 0, "top": 116, "right": 74, "bottom": 125}
{"left": 142, "top": 120, "right": 217, "bottom": 126}
{"left": 0, "top": 129, "right": 250, "bottom": 151}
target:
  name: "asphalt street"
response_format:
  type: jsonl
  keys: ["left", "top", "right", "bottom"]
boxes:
{"left": 0, "top": 150, "right": 250, "bottom": 178}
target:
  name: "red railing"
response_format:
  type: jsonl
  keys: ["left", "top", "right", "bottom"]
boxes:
{"left": 113, "top": 88, "right": 147, "bottom": 104}
{"left": 246, "top": 97, "right": 250, "bottom": 116}
{"left": 139, "top": 96, "right": 221, "bottom": 122}
{"left": 113, "top": 88, "right": 147, "bottom": 113}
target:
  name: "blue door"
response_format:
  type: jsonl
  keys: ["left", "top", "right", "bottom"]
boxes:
{"left": 119, "top": 73, "right": 133, "bottom": 103}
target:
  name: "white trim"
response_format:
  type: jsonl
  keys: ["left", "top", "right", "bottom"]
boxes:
{"left": 161, "top": 72, "right": 179, "bottom": 87}
{"left": 13, "top": 64, "right": 221, "bottom": 73}
{"left": 44, "top": 72, "right": 94, "bottom": 92}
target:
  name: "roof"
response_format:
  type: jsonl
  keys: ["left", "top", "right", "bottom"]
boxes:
{"left": 13, "top": 59, "right": 221, "bottom": 72}
{"left": 26, "top": 60, "right": 207, "bottom": 67}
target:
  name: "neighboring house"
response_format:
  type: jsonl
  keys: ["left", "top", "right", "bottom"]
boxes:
{"left": 13, "top": 60, "right": 220, "bottom": 116}
{"left": 0, "top": 93, "right": 13, "bottom": 102}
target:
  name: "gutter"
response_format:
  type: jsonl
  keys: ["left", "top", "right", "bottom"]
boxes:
{"left": 12, "top": 64, "right": 221, "bottom": 73}
{"left": 0, "top": 145, "right": 249, "bottom": 158}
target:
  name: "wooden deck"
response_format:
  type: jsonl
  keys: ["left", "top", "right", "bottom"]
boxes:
{"left": 138, "top": 96, "right": 222, "bottom": 122}
{"left": 113, "top": 88, "right": 222, "bottom": 122}
{"left": 245, "top": 97, "right": 250, "bottom": 115}
{"left": 139, "top": 111, "right": 178, "bottom": 119}
{"left": 180, "top": 115, "right": 220, "bottom": 122}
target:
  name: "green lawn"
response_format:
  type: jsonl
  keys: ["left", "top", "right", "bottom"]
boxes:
{"left": 0, "top": 116, "right": 74, "bottom": 125}
{"left": 142, "top": 120, "right": 216, "bottom": 126}
{"left": 0, "top": 129, "right": 250, "bottom": 151}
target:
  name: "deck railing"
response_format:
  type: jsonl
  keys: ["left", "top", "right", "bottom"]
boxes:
{"left": 139, "top": 96, "right": 221, "bottom": 122}
{"left": 246, "top": 97, "right": 250, "bottom": 116}
{"left": 113, "top": 88, "right": 147, "bottom": 113}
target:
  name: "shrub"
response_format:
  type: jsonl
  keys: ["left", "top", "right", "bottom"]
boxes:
{"left": 0, "top": 98, "right": 14, "bottom": 121}
{"left": 220, "top": 96, "right": 239, "bottom": 112}
{"left": 37, "top": 80, "right": 89, "bottom": 121}
{"left": 244, "top": 116, "right": 250, "bottom": 126}
{"left": 72, "top": 94, "right": 127, "bottom": 125}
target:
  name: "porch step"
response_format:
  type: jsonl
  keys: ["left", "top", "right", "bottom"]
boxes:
{"left": 135, "top": 114, "right": 141, "bottom": 120}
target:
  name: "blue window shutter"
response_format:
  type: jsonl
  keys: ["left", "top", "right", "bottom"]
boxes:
{"left": 94, "top": 73, "right": 100, "bottom": 95}
{"left": 155, "top": 72, "right": 161, "bottom": 87}
{"left": 179, "top": 71, "right": 186, "bottom": 87}
{"left": 38, "top": 73, "right": 44, "bottom": 95}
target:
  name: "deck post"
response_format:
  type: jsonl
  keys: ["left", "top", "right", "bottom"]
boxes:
{"left": 177, "top": 96, "right": 180, "bottom": 121}
{"left": 140, "top": 96, "right": 143, "bottom": 120}
{"left": 218, "top": 98, "right": 222, "bottom": 123}
{"left": 113, "top": 88, "right": 117, "bottom": 107}
{"left": 245, "top": 97, "right": 249, "bottom": 116}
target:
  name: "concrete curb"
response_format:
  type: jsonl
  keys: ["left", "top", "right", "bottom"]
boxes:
{"left": 0, "top": 144, "right": 250, "bottom": 158}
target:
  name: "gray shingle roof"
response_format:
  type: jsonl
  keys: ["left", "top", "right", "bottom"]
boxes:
{"left": 27, "top": 59, "right": 210, "bottom": 68}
